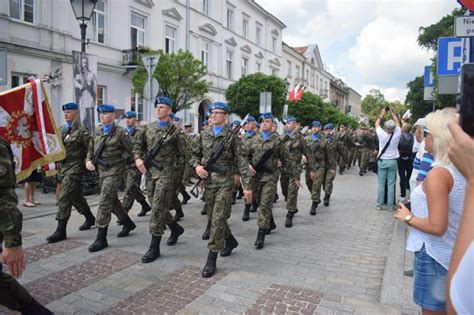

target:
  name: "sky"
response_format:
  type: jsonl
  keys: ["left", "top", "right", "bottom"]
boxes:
{"left": 256, "top": 0, "right": 459, "bottom": 102}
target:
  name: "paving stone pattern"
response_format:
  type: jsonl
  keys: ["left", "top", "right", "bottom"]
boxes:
{"left": 25, "top": 239, "right": 85, "bottom": 264}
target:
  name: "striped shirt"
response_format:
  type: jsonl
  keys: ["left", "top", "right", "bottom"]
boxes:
{"left": 415, "top": 151, "right": 434, "bottom": 182}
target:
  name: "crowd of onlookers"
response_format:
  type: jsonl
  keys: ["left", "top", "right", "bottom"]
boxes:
{"left": 375, "top": 107, "right": 473, "bottom": 314}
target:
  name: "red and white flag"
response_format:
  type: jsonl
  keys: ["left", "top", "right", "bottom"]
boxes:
{"left": 0, "top": 79, "right": 65, "bottom": 182}
{"left": 288, "top": 83, "right": 305, "bottom": 102}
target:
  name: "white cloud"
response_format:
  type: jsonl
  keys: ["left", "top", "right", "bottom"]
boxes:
{"left": 361, "top": 85, "right": 407, "bottom": 102}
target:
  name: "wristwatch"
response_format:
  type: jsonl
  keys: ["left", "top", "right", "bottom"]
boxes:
{"left": 404, "top": 214, "right": 414, "bottom": 226}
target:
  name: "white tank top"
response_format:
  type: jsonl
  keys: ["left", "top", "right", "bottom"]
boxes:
{"left": 406, "top": 164, "right": 466, "bottom": 269}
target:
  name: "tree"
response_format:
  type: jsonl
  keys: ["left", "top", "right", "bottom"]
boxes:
{"left": 225, "top": 73, "right": 287, "bottom": 118}
{"left": 405, "top": 76, "right": 435, "bottom": 121}
{"left": 361, "top": 89, "right": 389, "bottom": 125}
{"left": 132, "top": 49, "right": 210, "bottom": 112}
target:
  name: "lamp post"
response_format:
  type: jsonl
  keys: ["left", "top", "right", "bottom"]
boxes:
{"left": 70, "top": 0, "right": 97, "bottom": 53}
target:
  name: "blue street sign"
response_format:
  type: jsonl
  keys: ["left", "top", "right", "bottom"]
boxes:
{"left": 424, "top": 66, "right": 434, "bottom": 87}
{"left": 438, "top": 37, "right": 463, "bottom": 76}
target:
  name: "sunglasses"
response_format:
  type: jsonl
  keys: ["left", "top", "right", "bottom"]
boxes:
{"left": 423, "top": 128, "right": 430, "bottom": 137}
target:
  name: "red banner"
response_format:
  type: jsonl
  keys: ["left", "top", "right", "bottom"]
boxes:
{"left": 0, "top": 79, "right": 65, "bottom": 182}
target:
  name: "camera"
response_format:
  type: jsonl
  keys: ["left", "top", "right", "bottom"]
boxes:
{"left": 460, "top": 64, "right": 474, "bottom": 136}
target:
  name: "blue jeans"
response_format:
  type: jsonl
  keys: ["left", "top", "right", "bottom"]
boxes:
{"left": 376, "top": 159, "right": 397, "bottom": 208}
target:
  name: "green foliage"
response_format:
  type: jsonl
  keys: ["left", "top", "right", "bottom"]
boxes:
{"left": 287, "top": 92, "right": 359, "bottom": 128}
{"left": 361, "top": 89, "right": 389, "bottom": 125}
{"left": 405, "top": 76, "right": 437, "bottom": 121}
{"left": 131, "top": 49, "right": 210, "bottom": 112}
{"left": 225, "top": 73, "right": 287, "bottom": 118}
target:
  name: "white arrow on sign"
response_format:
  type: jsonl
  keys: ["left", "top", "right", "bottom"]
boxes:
{"left": 142, "top": 53, "right": 160, "bottom": 76}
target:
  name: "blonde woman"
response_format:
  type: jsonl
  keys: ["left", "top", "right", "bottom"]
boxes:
{"left": 394, "top": 109, "right": 466, "bottom": 315}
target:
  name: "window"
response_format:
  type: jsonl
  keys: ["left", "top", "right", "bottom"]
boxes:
{"left": 202, "top": 0, "right": 209, "bottom": 15}
{"left": 241, "top": 57, "right": 248, "bottom": 76}
{"left": 306, "top": 69, "right": 309, "bottom": 80}
{"left": 226, "top": 51, "right": 233, "bottom": 79}
{"left": 272, "top": 37, "right": 277, "bottom": 53}
{"left": 11, "top": 73, "right": 32, "bottom": 88}
{"left": 131, "top": 90, "right": 144, "bottom": 121}
{"left": 256, "top": 25, "right": 262, "bottom": 46}
{"left": 256, "top": 62, "right": 261, "bottom": 72}
{"left": 165, "top": 25, "right": 177, "bottom": 54}
{"left": 226, "top": 9, "right": 234, "bottom": 31}
{"left": 271, "top": 68, "right": 279, "bottom": 76}
{"left": 287, "top": 61, "right": 292, "bottom": 77}
{"left": 316, "top": 75, "right": 319, "bottom": 89}
{"left": 131, "top": 13, "right": 145, "bottom": 48}
{"left": 92, "top": 1, "right": 106, "bottom": 44}
{"left": 242, "top": 18, "right": 249, "bottom": 38}
{"left": 96, "top": 86, "right": 106, "bottom": 122}
{"left": 295, "top": 65, "right": 300, "bottom": 79}
{"left": 200, "top": 40, "right": 210, "bottom": 70}
{"left": 311, "top": 73, "right": 315, "bottom": 86}
{"left": 10, "top": 0, "right": 34, "bottom": 23}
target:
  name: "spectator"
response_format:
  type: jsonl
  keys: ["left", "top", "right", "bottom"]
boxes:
{"left": 446, "top": 119, "right": 474, "bottom": 315}
{"left": 398, "top": 123, "right": 415, "bottom": 202}
{"left": 375, "top": 107, "right": 401, "bottom": 211}
{"left": 394, "top": 109, "right": 465, "bottom": 314}
{"left": 22, "top": 169, "right": 42, "bottom": 207}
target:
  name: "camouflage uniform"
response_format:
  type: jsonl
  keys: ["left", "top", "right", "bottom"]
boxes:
{"left": 322, "top": 133, "right": 341, "bottom": 204}
{"left": 191, "top": 125, "right": 247, "bottom": 254}
{"left": 355, "top": 131, "right": 371, "bottom": 174}
{"left": 122, "top": 127, "right": 150, "bottom": 214}
{"left": 240, "top": 130, "right": 257, "bottom": 220}
{"left": 305, "top": 132, "right": 327, "bottom": 205}
{"left": 0, "top": 137, "right": 50, "bottom": 313}
{"left": 169, "top": 129, "right": 188, "bottom": 220}
{"left": 337, "top": 131, "right": 351, "bottom": 173}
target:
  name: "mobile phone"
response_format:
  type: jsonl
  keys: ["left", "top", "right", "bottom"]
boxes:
{"left": 403, "top": 201, "right": 411, "bottom": 211}
{"left": 460, "top": 64, "right": 474, "bottom": 136}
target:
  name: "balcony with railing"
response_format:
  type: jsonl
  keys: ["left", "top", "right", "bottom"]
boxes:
{"left": 122, "top": 48, "right": 139, "bottom": 67}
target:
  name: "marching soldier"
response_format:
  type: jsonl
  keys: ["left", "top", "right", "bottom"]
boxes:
{"left": 122, "top": 111, "right": 151, "bottom": 217}
{"left": 1, "top": 137, "right": 52, "bottom": 314}
{"left": 241, "top": 115, "right": 257, "bottom": 221}
{"left": 85, "top": 104, "right": 137, "bottom": 252}
{"left": 134, "top": 96, "right": 185, "bottom": 263}
{"left": 337, "top": 124, "right": 352, "bottom": 175}
{"left": 305, "top": 121, "right": 327, "bottom": 215}
{"left": 169, "top": 114, "right": 187, "bottom": 221}
{"left": 321, "top": 123, "right": 341, "bottom": 206}
{"left": 191, "top": 102, "right": 248, "bottom": 278}
{"left": 280, "top": 116, "right": 310, "bottom": 228}
{"left": 46, "top": 102, "right": 96, "bottom": 243}
{"left": 355, "top": 126, "right": 371, "bottom": 176}
{"left": 242, "top": 113, "right": 292, "bottom": 249}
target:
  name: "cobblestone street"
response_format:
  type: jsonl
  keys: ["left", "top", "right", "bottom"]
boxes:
{"left": 1, "top": 168, "right": 418, "bottom": 314}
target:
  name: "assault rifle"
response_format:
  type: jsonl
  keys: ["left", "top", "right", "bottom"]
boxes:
{"left": 143, "top": 124, "right": 177, "bottom": 170}
{"left": 91, "top": 116, "right": 123, "bottom": 169}
{"left": 190, "top": 114, "right": 249, "bottom": 198}
{"left": 287, "top": 126, "right": 309, "bottom": 151}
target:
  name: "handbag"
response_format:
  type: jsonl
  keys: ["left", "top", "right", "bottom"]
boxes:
{"left": 371, "top": 132, "right": 395, "bottom": 174}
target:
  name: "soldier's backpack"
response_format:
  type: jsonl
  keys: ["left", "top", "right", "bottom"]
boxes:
{"left": 398, "top": 133, "right": 414, "bottom": 159}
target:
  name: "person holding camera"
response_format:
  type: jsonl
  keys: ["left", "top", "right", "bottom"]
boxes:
{"left": 394, "top": 109, "right": 465, "bottom": 314}
{"left": 375, "top": 107, "right": 401, "bottom": 210}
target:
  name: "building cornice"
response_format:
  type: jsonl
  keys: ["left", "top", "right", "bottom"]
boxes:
{"left": 162, "top": 7, "right": 183, "bottom": 21}
{"left": 198, "top": 23, "right": 218, "bottom": 36}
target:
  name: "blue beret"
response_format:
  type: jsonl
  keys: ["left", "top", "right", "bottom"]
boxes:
{"left": 155, "top": 96, "right": 173, "bottom": 107}
{"left": 169, "top": 112, "right": 175, "bottom": 118}
{"left": 324, "top": 123, "right": 334, "bottom": 130}
{"left": 312, "top": 121, "right": 321, "bottom": 127}
{"left": 125, "top": 111, "right": 137, "bottom": 118}
{"left": 62, "top": 102, "right": 78, "bottom": 111}
{"left": 210, "top": 102, "right": 230, "bottom": 113}
{"left": 203, "top": 120, "right": 208, "bottom": 126}
{"left": 259, "top": 112, "right": 273, "bottom": 122}
{"left": 97, "top": 104, "right": 115, "bottom": 113}
{"left": 256, "top": 123, "right": 260, "bottom": 128}
{"left": 233, "top": 120, "right": 241, "bottom": 125}
{"left": 173, "top": 116, "right": 181, "bottom": 122}
{"left": 283, "top": 115, "right": 296, "bottom": 124}
{"left": 247, "top": 116, "right": 256, "bottom": 122}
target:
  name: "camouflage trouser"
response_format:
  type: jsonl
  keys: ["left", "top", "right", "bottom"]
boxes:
{"left": 0, "top": 265, "right": 32, "bottom": 312}
{"left": 338, "top": 150, "right": 349, "bottom": 171}
{"left": 286, "top": 176, "right": 300, "bottom": 213}
{"left": 0, "top": 189, "right": 23, "bottom": 248}
{"left": 145, "top": 171, "right": 154, "bottom": 204}
{"left": 305, "top": 167, "right": 326, "bottom": 204}
{"left": 122, "top": 168, "right": 147, "bottom": 212}
{"left": 56, "top": 174, "right": 90, "bottom": 220}
{"left": 205, "top": 185, "right": 233, "bottom": 253}
{"left": 96, "top": 175, "right": 127, "bottom": 228}
{"left": 181, "top": 163, "right": 194, "bottom": 186}
{"left": 149, "top": 177, "right": 175, "bottom": 236}
{"left": 323, "top": 167, "right": 337, "bottom": 196}
{"left": 280, "top": 172, "right": 289, "bottom": 199}
{"left": 354, "top": 148, "right": 361, "bottom": 167}
{"left": 360, "top": 149, "right": 369, "bottom": 171}
{"left": 254, "top": 180, "right": 277, "bottom": 229}
{"left": 170, "top": 167, "right": 185, "bottom": 210}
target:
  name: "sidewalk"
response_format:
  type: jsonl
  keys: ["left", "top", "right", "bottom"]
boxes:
{"left": 2, "top": 167, "right": 418, "bottom": 314}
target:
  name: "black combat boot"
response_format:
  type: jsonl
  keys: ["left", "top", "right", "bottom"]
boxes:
{"left": 142, "top": 235, "right": 161, "bottom": 263}
{"left": 79, "top": 209, "right": 96, "bottom": 231}
{"left": 324, "top": 194, "right": 331, "bottom": 207}
{"left": 202, "top": 251, "right": 218, "bottom": 278}
{"left": 254, "top": 228, "right": 266, "bottom": 249}
{"left": 202, "top": 221, "right": 211, "bottom": 240}
{"left": 236, "top": 186, "right": 244, "bottom": 199}
{"left": 285, "top": 212, "right": 294, "bottom": 228}
{"left": 250, "top": 199, "right": 258, "bottom": 213}
{"left": 88, "top": 226, "right": 108, "bottom": 252}
{"left": 181, "top": 190, "right": 191, "bottom": 205}
{"left": 173, "top": 207, "right": 184, "bottom": 221}
{"left": 167, "top": 221, "right": 184, "bottom": 246}
{"left": 242, "top": 204, "right": 251, "bottom": 221}
{"left": 359, "top": 170, "right": 364, "bottom": 176}
{"left": 266, "top": 215, "right": 277, "bottom": 235}
{"left": 220, "top": 234, "right": 238, "bottom": 257}
{"left": 274, "top": 193, "right": 279, "bottom": 203}
{"left": 117, "top": 214, "right": 136, "bottom": 237}
{"left": 232, "top": 190, "right": 237, "bottom": 205}
{"left": 310, "top": 201, "right": 318, "bottom": 216}
{"left": 137, "top": 200, "right": 151, "bottom": 217}
{"left": 19, "top": 297, "right": 53, "bottom": 315}
{"left": 46, "top": 219, "right": 68, "bottom": 243}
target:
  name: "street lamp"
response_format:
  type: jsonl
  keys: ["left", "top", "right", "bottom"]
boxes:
{"left": 70, "top": 0, "right": 97, "bottom": 53}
